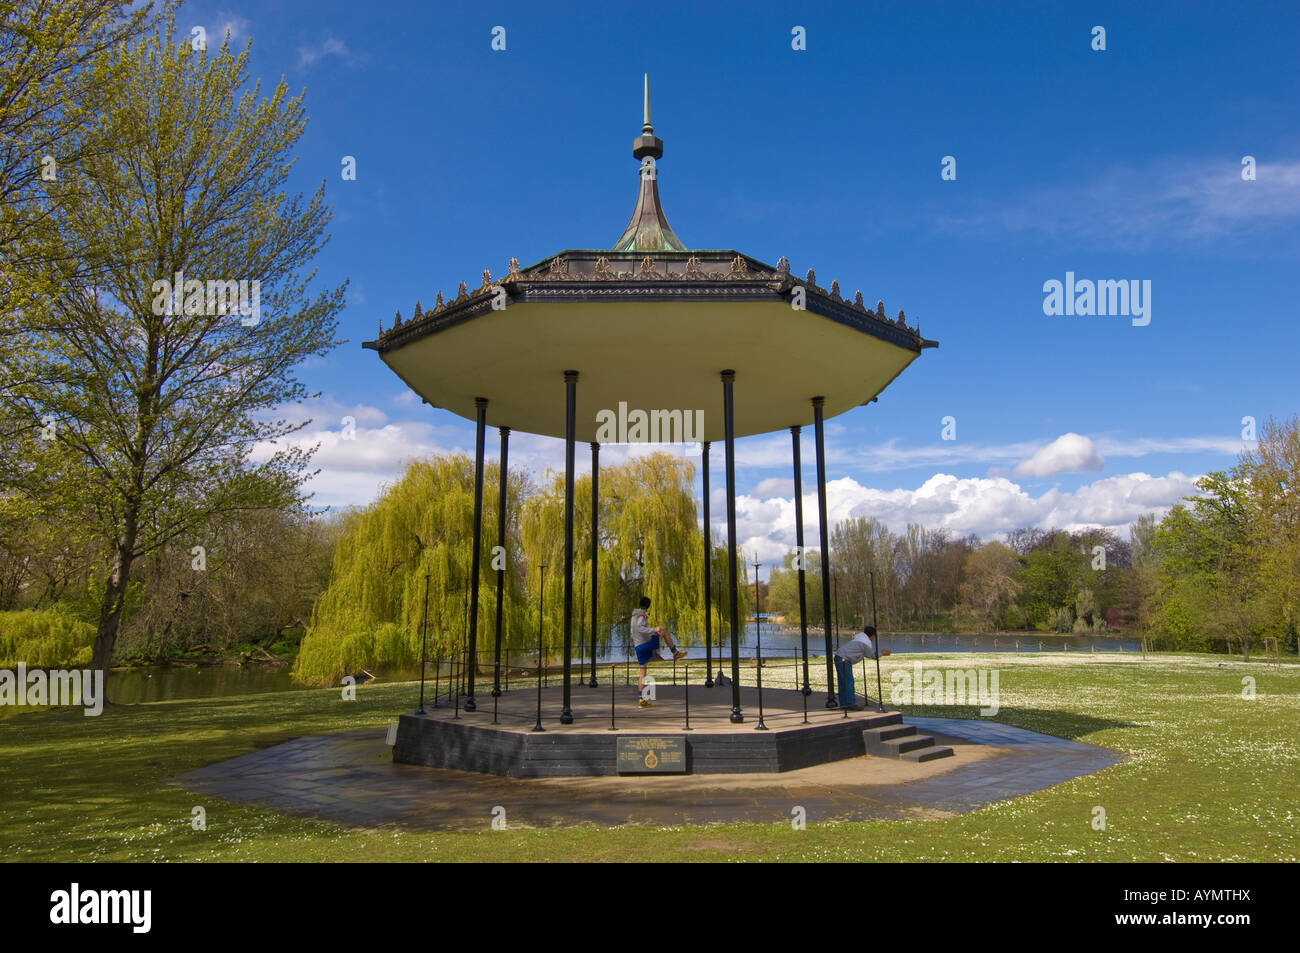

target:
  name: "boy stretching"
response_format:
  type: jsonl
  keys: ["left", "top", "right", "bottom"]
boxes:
{"left": 630, "top": 596, "right": 686, "bottom": 707}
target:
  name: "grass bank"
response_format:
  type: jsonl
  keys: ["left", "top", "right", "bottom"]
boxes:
{"left": 1, "top": 653, "right": 1295, "bottom": 862}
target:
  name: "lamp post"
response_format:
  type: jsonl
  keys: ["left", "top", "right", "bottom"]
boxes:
{"left": 813, "top": 396, "right": 835, "bottom": 709}
{"left": 417, "top": 573, "right": 431, "bottom": 714}
{"left": 833, "top": 570, "right": 840, "bottom": 647}
{"left": 754, "top": 556, "right": 767, "bottom": 730}
{"left": 702, "top": 440, "right": 713, "bottom": 688}
{"left": 534, "top": 560, "right": 546, "bottom": 732}
{"left": 589, "top": 441, "right": 600, "bottom": 687}
{"left": 466, "top": 397, "right": 488, "bottom": 712}
{"left": 560, "top": 371, "right": 577, "bottom": 724}
{"left": 791, "top": 425, "right": 810, "bottom": 696}
{"left": 492, "top": 426, "right": 509, "bottom": 698}
{"left": 723, "top": 370, "right": 743, "bottom": 723}
{"left": 870, "top": 570, "right": 885, "bottom": 713}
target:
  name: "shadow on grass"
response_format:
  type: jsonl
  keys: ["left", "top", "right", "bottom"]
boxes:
{"left": 895, "top": 705, "right": 1138, "bottom": 741}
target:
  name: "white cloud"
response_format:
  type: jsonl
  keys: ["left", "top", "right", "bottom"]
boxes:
{"left": 706, "top": 471, "right": 1202, "bottom": 558}
{"left": 733, "top": 429, "right": 1240, "bottom": 476}
{"left": 252, "top": 403, "right": 1212, "bottom": 532}
{"left": 936, "top": 157, "right": 1300, "bottom": 251}
{"left": 298, "top": 36, "right": 350, "bottom": 69}
{"left": 212, "top": 13, "right": 250, "bottom": 43}
{"left": 1013, "top": 432, "right": 1105, "bottom": 478}
{"left": 752, "top": 477, "right": 794, "bottom": 498}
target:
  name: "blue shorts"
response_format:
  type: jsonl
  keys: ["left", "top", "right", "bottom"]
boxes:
{"left": 635, "top": 634, "right": 661, "bottom": 665}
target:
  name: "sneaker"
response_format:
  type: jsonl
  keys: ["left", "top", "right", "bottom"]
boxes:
{"left": 672, "top": 649, "right": 687, "bottom": 660}
{"left": 638, "top": 698, "right": 652, "bottom": 708}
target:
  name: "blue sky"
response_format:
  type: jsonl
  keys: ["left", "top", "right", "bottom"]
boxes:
{"left": 193, "top": 0, "right": 1300, "bottom": 572}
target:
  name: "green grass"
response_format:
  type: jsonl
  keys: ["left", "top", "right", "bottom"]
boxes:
{"left": 1, "top": 653, "right": 1296, "bottom": 862}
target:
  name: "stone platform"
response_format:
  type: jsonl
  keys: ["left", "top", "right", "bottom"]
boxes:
{"left": 172, "top": 717, "right": 1124, "bottom": 831}
{"left": 394, "top": 683, "right": 925, "bottom": 776}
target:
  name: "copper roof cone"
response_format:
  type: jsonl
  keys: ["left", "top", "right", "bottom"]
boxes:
{"left": 612, "top": 74, "right": 687, "bottom": 252}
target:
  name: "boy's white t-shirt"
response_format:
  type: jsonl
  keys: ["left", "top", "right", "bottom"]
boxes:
{"left": 836, "top": 633, "right": 879, "bottom": 663}
{"left": 631, "top": 609, "right": 657, "bottom": 646}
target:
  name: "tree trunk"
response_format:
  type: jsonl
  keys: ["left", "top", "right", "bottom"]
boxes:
{"left": 90, "top": 522, "right": 139, "bottom": 695}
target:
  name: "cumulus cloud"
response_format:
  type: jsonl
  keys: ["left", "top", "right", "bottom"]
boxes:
{"left": 252, "top": 403, "right": 1209, "bottom": 535}
{"left": 752, "top": 477, "right": 795, "bottom": 498}
{"left": 705, "top": 471, "right": 1202, "bottom": 565}
{"left": 1013, "top": 432, "right": 1105, "bottom": 478}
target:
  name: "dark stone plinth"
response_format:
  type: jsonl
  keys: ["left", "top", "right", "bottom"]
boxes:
{"left": 392, "top": 685, "right": 900, "bottom": 777}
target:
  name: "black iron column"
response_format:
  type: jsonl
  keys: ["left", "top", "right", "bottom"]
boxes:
{"left": 465, "top": 397, "right": 487, "bottom": 712}
{"left": 492, "top": 426, "right": 509, "bottom": 697}
{"left": 702, "top": 440, "right": 713, "bottom": 688}
{"left": 560, "top": 371, "right": 578, "bottom": 724}
{"left": 722, "top": 371, "right": 743, "bottom": 723}
{"left": 588, "top": 441, "right": 599, "bottom": 687}
{"left": 813, "top": 396, "right": 836, "bottom": 707}
{"left": 791, "top": 425, "right": 811, "bottom": 695}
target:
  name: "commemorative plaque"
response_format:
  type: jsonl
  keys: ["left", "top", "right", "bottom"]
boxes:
{"left": 616, "top": 736, "right": 687, "bottom": 774}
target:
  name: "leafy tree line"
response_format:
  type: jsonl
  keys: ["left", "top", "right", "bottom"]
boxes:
{"left": 765, "top": 417, "right": 1299, "bottom": 658}
{"left": 765, "top": 520, "right": 1128, "bottom": 636}
{"left": 0, "top": 503, "right": 340, "bottom": 662}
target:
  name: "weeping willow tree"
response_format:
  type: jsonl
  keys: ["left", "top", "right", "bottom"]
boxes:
{"left": 520, "top": 452, "right": 745, "bottom": 658}
{"left": 293, "top": 455, "right": 530, "bottom": 685}
{"left": 298, "top": 450, "right": 744, "bottom": 682}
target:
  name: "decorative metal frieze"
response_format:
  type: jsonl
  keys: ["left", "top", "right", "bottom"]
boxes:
{"left": 683, "top": 256, "right": 710, "bottom": 279}
{"left": 369, "top": 248, "right": 932, "bottom": 354}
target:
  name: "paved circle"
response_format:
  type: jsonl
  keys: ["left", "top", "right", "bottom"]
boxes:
{"left": 173, "top": 718, "right": 1123, "bottom": 831}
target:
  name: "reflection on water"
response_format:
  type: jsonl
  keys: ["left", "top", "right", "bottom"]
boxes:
{"left": 581, "top": 624, "right": 1141, "bottom": 664}
{"left": 106, "top": 664, "right": 305, "bottom": 704}
{"left": 102, "top": 626, "right": 1141, "bottom": 703}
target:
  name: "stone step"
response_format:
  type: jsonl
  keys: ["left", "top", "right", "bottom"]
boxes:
{"left": 866, "top": 724, "right": 915, "bottom": 742}
{"left": 888, "top": 733, "right": 940, "bottom": 754}
{"left": 857, "top": 711, "right": 903, "bottom": 729}
{"left": 901, "top": 745, "right": 955, "bottom": 762}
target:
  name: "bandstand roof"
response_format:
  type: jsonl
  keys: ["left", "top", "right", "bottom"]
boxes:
{"left": 363, "top": 77, "right": 936, "bottom": 442}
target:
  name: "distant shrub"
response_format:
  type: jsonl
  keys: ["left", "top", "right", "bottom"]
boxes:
{"left": 1050, "top": 607, "right": 1074, "bottom": 634}
{"left": 0, "top": 608, "right": 96, "bottom": 668}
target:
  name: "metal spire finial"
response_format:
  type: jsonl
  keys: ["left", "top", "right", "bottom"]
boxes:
{"left": 632, "top": 74, "right": 663, "bottom": 161}
{"left": 616, "top": 73, "right": 684, "bottom": 251}
{"left": 642, "top": 73, "right": 653, "bottom": 134}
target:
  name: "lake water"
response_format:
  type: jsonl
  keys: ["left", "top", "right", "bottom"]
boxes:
{"left": 99, "top": 625, "right": 1140, "bottom": 703}
{"left": 582, "top": 624, "right": 1140, "bottom": 664}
